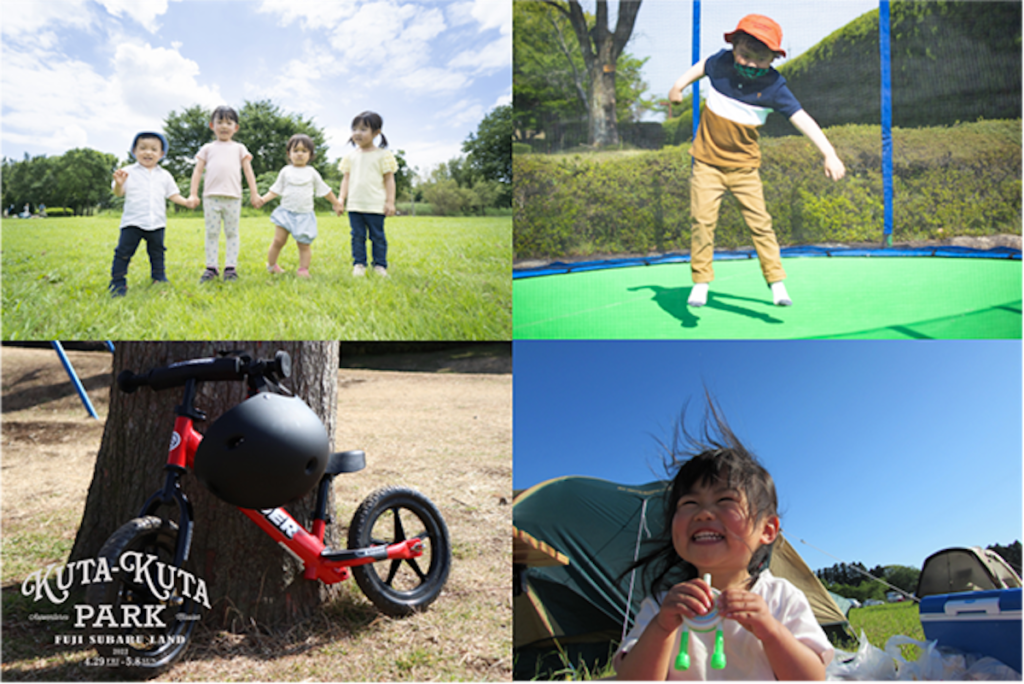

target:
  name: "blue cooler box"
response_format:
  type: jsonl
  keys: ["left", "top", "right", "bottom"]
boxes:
{"left": 919, "top": 588, "right": 1022, "bottom": 672}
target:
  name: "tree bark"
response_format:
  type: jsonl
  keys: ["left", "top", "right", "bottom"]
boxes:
{"left": 69, "top": 341, "right": 341, "bottom": 629}
{"left": 546, "top": 0, "right": 643, "bottom": 146}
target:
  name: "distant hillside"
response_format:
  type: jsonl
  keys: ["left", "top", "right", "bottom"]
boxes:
{"left": 762, "top": 1, "right": 1021, "bottom": 137}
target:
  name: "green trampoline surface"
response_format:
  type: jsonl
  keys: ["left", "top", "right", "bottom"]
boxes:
{"left": 513, "top": 257, "right": 1022, "bottom": 339}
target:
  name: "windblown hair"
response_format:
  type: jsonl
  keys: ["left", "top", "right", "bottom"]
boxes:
{"left": 623, "top": 393, "right": 779, "bottom": 596}
{"left": 349, "top": 111, "right": 389, "bottom": 148}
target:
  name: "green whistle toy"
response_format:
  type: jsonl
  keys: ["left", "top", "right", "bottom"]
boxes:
{"left": 674, "top": 573, "right": 727, "bottom": 671}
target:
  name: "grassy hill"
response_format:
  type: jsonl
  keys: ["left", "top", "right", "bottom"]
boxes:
{"left": 761, "top": 1, "right": 1021, "bottom": 136}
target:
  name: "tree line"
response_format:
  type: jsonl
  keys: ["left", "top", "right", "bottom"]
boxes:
{"left": 815, "top": 541, "right": 1022, "bottom": 603}
{"left": 2, "top": 100, "right": 511, "bottom": 217}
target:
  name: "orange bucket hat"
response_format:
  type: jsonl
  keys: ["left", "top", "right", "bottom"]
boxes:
{"left": 725, "top": 14, "right": 785, "bottom": 57}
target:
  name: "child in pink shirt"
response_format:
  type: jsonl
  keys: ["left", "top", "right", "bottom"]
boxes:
{"left": 188, "top": 106, "right": 261, "bottom": 282}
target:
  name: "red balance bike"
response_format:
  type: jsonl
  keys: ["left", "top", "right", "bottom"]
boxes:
{"left": 85, "top": 351, "right": 451, "bottom": 676}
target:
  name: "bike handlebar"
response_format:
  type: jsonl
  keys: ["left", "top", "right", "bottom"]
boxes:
{"left": 117, "top": 352, "right": 291, "bottom": 394}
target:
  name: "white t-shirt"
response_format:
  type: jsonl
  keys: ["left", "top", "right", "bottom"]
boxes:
{"left": 268, "top": 165, "right": 332, "bottom": 213}
{"left": 615, "top": 570, "right": 834, "bottom": 680}
{"left": 117, "top": 163, "right": 180, "bottom": 231}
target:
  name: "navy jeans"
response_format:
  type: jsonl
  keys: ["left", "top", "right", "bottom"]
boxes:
{"left": 110, "top": 226, "right": 166, "bottom": 292}
{"left": 349, "top": 212, "right": 387, "bottom": 268}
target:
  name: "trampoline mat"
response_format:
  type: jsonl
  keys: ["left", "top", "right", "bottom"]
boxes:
{"left": 513, "top": 257, "right": 1022, "bottom": 340}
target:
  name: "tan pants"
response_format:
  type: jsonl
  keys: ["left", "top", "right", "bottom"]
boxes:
{"left": 689, "top": 160, "right": 786, "bottom": 284}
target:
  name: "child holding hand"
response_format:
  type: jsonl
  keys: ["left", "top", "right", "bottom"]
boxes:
{"left": 188, "top": 105, "right": 261, "bottom": 283}
{"left": 614, "top": 404, "right": 832, "bottom": 680}
{"left": 669, "top": 15, "right": 845, "bottom": 308}
{"left": 109, "top": 132, "right": 192, "bottom": 297}
{"left": 338, "top": 111, "right": 397, "bottom": 277}
{"left": 257, "top": 134, "right": 342, "bottom": 278}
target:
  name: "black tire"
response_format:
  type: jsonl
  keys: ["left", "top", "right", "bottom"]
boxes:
{"left": 348, "top": 486, "right": 451, "bottom": 617}
{"left": 85, "top": 516, "right": 199, "bottom": 678}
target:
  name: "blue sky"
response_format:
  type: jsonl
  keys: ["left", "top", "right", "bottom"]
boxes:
{"left": 1, "top": 0, "right": 510, "bottom": 177}
{"left": 513, "top": 340, "right": 1023, "bottom": 573}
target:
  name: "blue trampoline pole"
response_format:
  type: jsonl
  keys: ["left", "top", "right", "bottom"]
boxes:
{"left": 691, "top": 0, "right": 701, "bottom": 142}
{"left": 880, "top": 0, "right": 893, "bottom": 247}
{"left": 51, "top": 341, "right": 99, "bottom": 419}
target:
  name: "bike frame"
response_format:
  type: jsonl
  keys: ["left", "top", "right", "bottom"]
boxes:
{"left": 139, "top": 378, "right": 424, "bottom": 586}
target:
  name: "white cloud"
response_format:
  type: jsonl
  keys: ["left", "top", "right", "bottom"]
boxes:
{"left": 446, "top": 0, "right": 510, "bottom": 35}
{"left": 257, "top": 0, "right": 358, "bottom": 29}
{"left": 0, "top": 0, "right": 93, "bottom": 48}
{"left": 397, "top": 66, "right": 469, "bottom": 94}
{"left": 433, "top": 99, "right": 485, "bottom": 128}
{"left": 112, "top": 42, "right": 222, "bottom": 117}
{"left": 468, "top": 0, "right": 511, "bottom": 34}
{"left": 98, "top": 0, "right": 173, "bottom": 33}
{"left": 447, "top": 32, "right": 510, "bottom": 72}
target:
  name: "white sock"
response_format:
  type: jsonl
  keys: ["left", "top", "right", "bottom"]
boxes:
{"left": 688, "top": 282, "right": 709, "bottom": 307}
{"left": 771, "top": 281, "right": 792, "bottom": 306}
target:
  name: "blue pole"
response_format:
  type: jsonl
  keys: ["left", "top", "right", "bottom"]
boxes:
{"left": 691, "top": 0, "right": 702, "bottom": 141}
{"left": 51, "top": 341, "right": 99, "bottom": 419}
{"left": 880, "top": 0, "right": 893, "bottom": 247}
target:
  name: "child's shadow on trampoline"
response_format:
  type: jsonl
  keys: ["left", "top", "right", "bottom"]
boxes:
{"left": 628, "top": 285, "right": 784, "bottom": 328}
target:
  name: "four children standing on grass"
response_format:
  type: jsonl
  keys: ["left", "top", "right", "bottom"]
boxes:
{"left": 110, "top": 108, "right": 396, "bottom": 294}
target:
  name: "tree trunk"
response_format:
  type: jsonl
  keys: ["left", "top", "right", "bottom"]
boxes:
{"left": 69, "top": 341, "right": 341, "bottom": 629}
{"left": 554, "top": 0, "right": 642, "bottom": 147}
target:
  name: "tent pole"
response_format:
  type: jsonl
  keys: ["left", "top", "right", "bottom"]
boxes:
{"left": 622, "top": 498, "right": 651, "bottom": 642}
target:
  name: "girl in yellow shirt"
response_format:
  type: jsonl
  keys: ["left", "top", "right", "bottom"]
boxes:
{"left": 338, "top": 111, "right": 397, "bottom": 277}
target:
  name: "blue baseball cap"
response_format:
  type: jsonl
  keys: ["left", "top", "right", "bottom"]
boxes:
{"left": 130, "top": 131, "right": 169, "bottom": 161}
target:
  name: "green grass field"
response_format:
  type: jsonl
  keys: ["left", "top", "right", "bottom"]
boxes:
{"left": 2, "top": 214, "right": 511, "bottom": 340}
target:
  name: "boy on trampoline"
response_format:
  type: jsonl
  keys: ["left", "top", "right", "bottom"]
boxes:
{"left": 669, "top": 14, "right": 846, "bottom": 308}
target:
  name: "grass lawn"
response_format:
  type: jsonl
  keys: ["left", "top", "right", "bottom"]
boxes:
{"left": 1, "top": 214, "right": 511, "bottom": 340}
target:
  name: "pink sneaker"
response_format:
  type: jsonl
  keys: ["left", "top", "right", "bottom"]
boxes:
{"left": 297, "top": 267, "right": 310, "bottom": 279}
{"left": 267, "top": 264, "right": 285, "bottom": 274}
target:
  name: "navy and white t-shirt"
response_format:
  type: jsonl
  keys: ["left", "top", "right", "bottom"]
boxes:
{"left": 691, "top": 49, "right": 803, "bottom": 168}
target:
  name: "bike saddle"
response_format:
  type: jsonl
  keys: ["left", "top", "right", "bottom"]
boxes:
{"left": 325, "top": 450, "right": 366, "bottom": 476}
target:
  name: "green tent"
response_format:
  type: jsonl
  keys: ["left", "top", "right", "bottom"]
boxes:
{"left": 513, "top": 476, "right": 849, "bottom": 679}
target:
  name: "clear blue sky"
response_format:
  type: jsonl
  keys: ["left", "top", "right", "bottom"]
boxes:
{"left": 513, "top": 340, "right": 1023, "bottom": 573}
{"left": 1, "top": 0, "right": 510, "bottom": 176}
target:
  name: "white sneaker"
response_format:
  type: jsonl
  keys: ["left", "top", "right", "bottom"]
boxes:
{"left": 771, "top": 281, "right": 792, "bottom": 306}
{"left": 373, "top": 265, "right": 388, "bottom": 278}
{"left": 352, "top": 264, "right": 366, "bottom": 277}
{"left": 688, "top": 282, "right": 708, "bottom": 307}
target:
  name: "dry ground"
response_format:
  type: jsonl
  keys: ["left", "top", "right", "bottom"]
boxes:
{"left": 0, "top": 344, "right": 512, "bottom": 681}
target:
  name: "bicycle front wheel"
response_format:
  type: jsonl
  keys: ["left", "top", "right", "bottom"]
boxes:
{"left": 85, "top": 516, "right": 199, "bottom": 678}
{"left": 348, "top": 486, "right": 451, "bottom": 617}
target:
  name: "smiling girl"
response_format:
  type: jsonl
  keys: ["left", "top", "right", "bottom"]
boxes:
{"left": 613, "top": 400, "right": 833, "bottom": 680}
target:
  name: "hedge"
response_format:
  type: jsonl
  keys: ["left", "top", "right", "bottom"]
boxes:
{"left": 513, "top": 120, "right": 1021, "bottom": 260}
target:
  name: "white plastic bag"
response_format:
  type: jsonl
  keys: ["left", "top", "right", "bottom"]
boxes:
{"left": 826, "top": 630, "right": 1022, "bottom": 680}
{"left": 826, "top": 630, "right": 898, "bottom": 680}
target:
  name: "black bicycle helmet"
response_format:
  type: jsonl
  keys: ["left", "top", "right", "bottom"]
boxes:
{"left": 194, "top": 393, "right": 329, "bottom": 509}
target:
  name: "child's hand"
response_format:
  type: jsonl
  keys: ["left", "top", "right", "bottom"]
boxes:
{"left": 718, "top": 588, "right": 778, "bottom": 642}
{"left": 113, "top": 168, "right": 128, "bottom": 187}
{"left": 654, "top": 577, "right": 715, "bottom": 632}
{"left": 384, "top": 201, "right": 396, "bottom": 217}
{"left": 186, "top": 195, "right": 200, "bottom": 210}
{"left": 824, "top": 153, "right": 846, "bottom": 181}
{"left": 668, "top": 85, "right": 684, "bottom": 103}
{"left": 332, "top": 201, "right": 344, "bottom": 216}
{"left": 251, "top": 195, "right": 263, "bottom": 209}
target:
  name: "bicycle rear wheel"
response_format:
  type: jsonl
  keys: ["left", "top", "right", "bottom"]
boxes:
{"left": 85, "top": 516, "right": 199, "bottom": 678}
{"left": 348, "top": 486, "right": 451, "bottom": 617}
